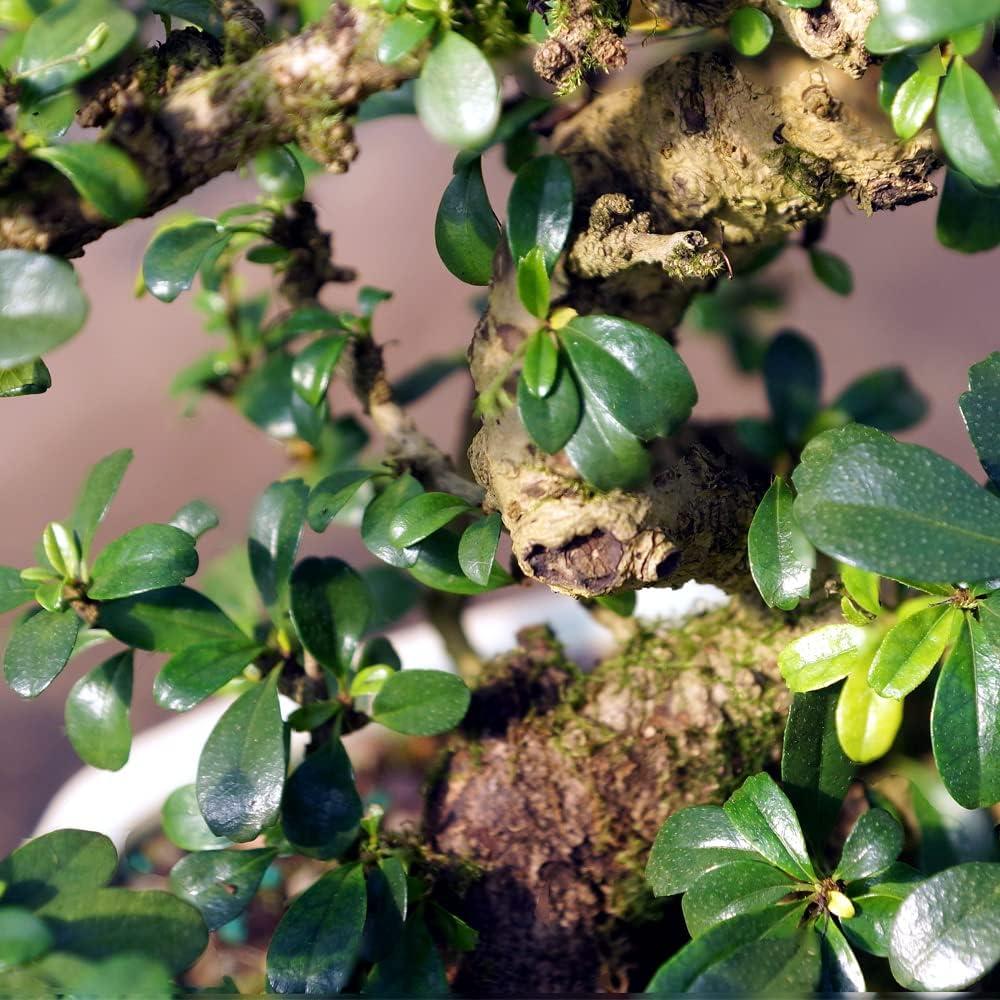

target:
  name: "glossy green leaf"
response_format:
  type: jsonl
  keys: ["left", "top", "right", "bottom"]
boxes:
{"left": 793, "top": 425, "right": 1000, "bottom": 582}
{"left": 835, "top": 660, "right": 903, "bottom": 763}
{"left": 682, "top": 861, "right": 794, "bottom": 938}
{"left": 360, "top": 857, "right": 408, "bottom": 963}
{"left": 867, "top": 0, "right": 1000, "bottom": 53}
{"left": 169, "top": 499, "right": 219, "bottom": 540}
{"left": 4, "top": 608, "right": 80, "bottom": 698}
{"left": 781, "top": 685, "right": 855, "bottom": 849}
{"left": 169, "top": 847, "right": 276, "bottom": 931}
{"left": 388, "top": 492, "right": 472, "bottom": 548}
{"left": 762, "top": 331, "right": 821, "bottom": 442}
{"left": 434, "top": 157, "right": 500, "bottom": 285}
{"left": 292, "top": 335, "right": 348, "bottom": 407}
{"left": 840, "top": 564, "right": 881, "bottom": 616}
{"left": 937, "top": 58, "right": 1000, "bottom": 191}
{"left": 458, "top": 512, "right": 502, "bottom": 587}
{"left": 33, "top": 143, "right": 146, "bottom": 223}
{"left": 729, "top": 6, "right": 773, "bottom": 56}
{"left": 0, "top": 357, "right": 51, "bottom": 397}
{"left": 748, "top": 477, "right": 814, "bottom": 611}
{"left": 143, "top": 220, "right": 227, "bottom": 303}
{"left": 154, "top": 639, "right": 263, "bottom": 712}
{"left": 0, "top": 566, "right": 34, "bottom": 613}
{"left": 16, "top": 89, "right": 77, "bottom": 139}
{"left": 889, "top": 862, "right": 1000, "bottom": 990}
{"left": 290, "top": 557, "right": 372, "bottom": 677}
{"left": 834, "top": 368, "right": 927, "bottom": 432}
{"left": 308, "top": 469, "right": 378, "bottom": 532}
{"left": 516, "top": 247, "right": 550, "bottom": 319}
{"left": 253, "top": 145, "right": 305, "bottom": 202}
{"left": 15, "top": 0, "right": 137, "bottom": 95}
{"left": 363, "top": 912, "right": 448, "bottom": 996}
{"left": 931, "top": 616, "right": 1000, "bottom": 808}
{"left": 566, "top": 396, "right": 648, "bottom": 488}
{"left": 266, "top": 864, "right": 367, "bottom": 995}
{"left": 359, "top": 636, "right": 402, "bottom": 672}
{"left": 98, "top": 586, "right": 243, "bottom": 652}
{"left": 370, "top": 669, "right": 470, "bottom": 735}
{"left": 161, "top": 785, "right": 230, "bottom": 852}
{"left": 646, "top": 805, "right": 760, "bottom": 897}
{"left": 878, "top": 54, "right": 918, "bottom": 111}
{"left": 517, "top": 359, "right": 581, "bottom": 454}
{"left": 960, "top": 351, "right": 1000, "bottom": 486}
{"left": 818, "top": 915, "right": 865, "bottom": 992}
{"left": 89, "top": 524, "right": 198, "bottom": 600}
{"left": 868, "top": 603, "right": 958, "bottom": 698}
{"left": 70, "top": 448, "right": 132, "bottom": 559}
{"left": 377, "top": 12, "right": 433, "bottom": 64}
{"left": 64, "top": 650, "right": 132, "bottom": 771}
{"left": 408, "top": 527, "right": 511, "bottom": 594}
{"left": 0, "top": 250, "right": 88, "bottom": 368}
{"left": 841, "top": 862, "right": 921, "bottom": 957}
{"left": 808, "top": 248, "right": 853, "bottom": 296}
{"left": 691, "top": 926, "right": 821, "bottom": 993}
{"left": 361, "top": 474, "right": 423, "bottom": 568}
{"left": 282, "top": 738, "right": 362, "bottom": 858}
{"left": 0, "top": 829, "right": 117, "bottom": 909}
{"left": 415, "top": 31, "right": 500, "bottom": 148}
{"left": 890, "top": 68, "right": 939, "bottom": 139}
{"left": 0, "top": 907, "right": 53, "bottom": 969}
{"left": 506, "top": 154, "right": 574, "bottom": 272}
{"left": 937, "top": 168, "right": 1000, "bottom": 253}
{"left": 248, "top": 479, "right": 308, "bottom": 625}
{"left": 835, "top": 808, "right": 903, "bottom": 882}
{"left": 196, "top": 669, "right": 286, "bottom": 841}
{"left": 779, "top": 623, "right": 867, "bottom": 692}
{"left": 522, "top": 329, "right": 558, "bottom": 399}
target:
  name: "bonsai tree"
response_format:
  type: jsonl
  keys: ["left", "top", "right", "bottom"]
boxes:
{"left": 2, "top": 0, "right": 1000, "bottom": 992}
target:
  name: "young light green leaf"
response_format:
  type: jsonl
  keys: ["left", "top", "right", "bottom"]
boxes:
{"left": 434, "top": 157, "right": 499, "bottom": 285}
{"left": 937, "top": 58, "right": 1000, "bottom": 191}
{"left": 522, "top": 328, "right": 558, "bottom": 398}
{"left": 292, "top": 334, "right": 348, "bottom": 407}
{"left": 253, "top": 145, "right": 305, "bottom": 202}
{"left": 4, "top": 608, "right": 81, "bottom": 698}
{"left": 290, "top": 557, "right": 373, "bottom": 677}
{"left": 937, "top": 168, "right": 1000, "bottom": 254}
{"left": 729, "top": 6, "right": 773, "bottom": 56}
{"left": 458, "top": 512, "right": 502, "bottom": 587}
{"left": 778, "top": 623, "right": 868, "bottom": 693}
{"left": 88, "top": 524, "right": 198, "bottom": 601}
{"left": 0, "top": 358, "right": 51, "bottom": 397}
{"left": 377, "top": 12, "right": 433, "bottom": 64}
{"left": 161, "top": 785, "right": 230, "bottom": 852}
{"left": 169, "top": 499, "right": 219, "bottom": 541}
{"left": 143, "top": 220, "right": 228, "bottom": 303}
{"left": 889, "top": 862, "right": 1000, "bottom": 991}
{"left": 748, "top": 477, "right": 814, "bottom": 611}
{"left": 834, "top": 808, "right": 903, "bottom": 882}
{"left": 890, "top": 68, "right": 939, "bottom": 140}
{"left": 516, "top": 246, "right": 550, "bottom": 319}
{"left": 866, "top": 0, "right": 1000, "bottom": 51}
{"left": 517, "top": 359, "right": 581, "bottom": 454}
{"left": 64, "top": 650, "right": 132, "bottom": 771}
{"left": 282, "top": 738, "right": 362, "bottom": 858}
{"left": 33, "top": 143, "right": 147, "bottom": 223}
{"left": 169, "top": 847, "right": 277, "bottom": 931}
{"left": 370, "top": 669, "right": 470, "bottom": 735}
{"left": 196, "top": 669, "right": 286, "bottom": 841}
{"left": 248, "top": 479, "right": 308, "bottom": 625}
{"left": 0, "top": 250, "right": 88, "bottom": 368}
{"left": 840, "top": 564, "right": 880, "bottom": 616}
{"left": 868, "top": 603, "right": 959, "bottom": 698}
{"left": 960, "top": 351, "right": 1000, "bottom": 487}
{"left": 266, "top": 864, "right": 367, "bottom": 995}
{"left": 682, "top": 861, "right": 794, "bottom": 938}
{"left": 0, "top": 566, "right": 35, "bottom": 613}
{"left": 308, "top": 469, "right": 378, "bottom": 532}
{"left": 414, "top": 31, "right": 500, "bottom": 148}
{"left": 808, "top": 248, "right": 853, "bottom": 296}
{"left": 153, "top": 639, "right": 263, "bottom": 712}
{"left": 350, "top": 664, "right": 394, "bottom": 698}
{"left": 507, "top": 154, "right": 574, "bottom": 273}
{"left": 836, "top": 661, "right": 903, "bottom": 764}
{"left": 388, "top": 492, "right": 472, "bottom": 548}
{"left": 361, "top": 474, "right": 423, "bottom": 568}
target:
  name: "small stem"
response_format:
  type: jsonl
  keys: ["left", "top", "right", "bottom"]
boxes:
{"left": 425, "top": 590, "right": 482, "bottom": 683}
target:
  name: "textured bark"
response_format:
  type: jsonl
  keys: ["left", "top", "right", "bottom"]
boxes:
{"left": 426, "top": 596, "right": 839, "bottom": 994}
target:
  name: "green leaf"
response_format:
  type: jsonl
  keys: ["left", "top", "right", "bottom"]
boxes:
{"left": 196, "top": 669, "right": 286, "bottom": 841}
{"left": 362, "top": 475, "right": 423, "bottom": 568}
{"left": 388, "top": 492, "right": 472, "bottom": 548}
{"left": 868, "top": 603, "right": 958, "bottom": 698}
{"left": 960, "top": 352, "right": 1000, "bottom": 486}
{"left": 308, "top": 469, "right": 378, "bottom": 532}
{"left": 931, "top": 616, "right": 1000, "bottom": 808}
{"left": 169, "top": 499, "right": 219, "bottom": 540}
{"left": 248, "top": 479, "right": 308, "bottom": 625}
{"left": 834, "top": 808, "right": 903, "bottom": 882}
{"left": 506, "top": 154, "right": 574, "bottom": 273}
{"left": 867, "top": 0, "right": 1000, "bottom": 53}
{"left": 414, "top": 31, "right": 500, "bottom": 148}
{"left": 377, "top": 12, "right": 433, "bottom": 64}
{"left": 266, "top": 864, "right": 367, "bottom": 995}
{"left": 169, "top": 848, "right": 276, "bottom": 931}
{"left": 0, "top": 565, "right": 34, "bottom": 613}
{"left": 781, "top": 685, "right": 855, "bottom": 849}
{"left": 937, "top": 168, "right": 1000, "bottom": 253}
{"left": 516, "top": 247, "right": 550, "bottom": 319}
{"left": 153, "top": 639, "right": 263, "bottom": 712}
{"left": 16, "top": 89, "right": 77, "bottom": 140}
{"left": 458, "top": 512, "right": 502, "bottom": 587}
{"left": 37, "top": 887, "right": 207, "bottom": 973}
{"left": 763, "top": 331, "right": 821, "bottom": 442}
{"left": 835, "top": 367, "right": 928, "bottom": 432}
{"left": 560, "top": 314, "right": 696, "bottom": 441}
{"left": 68, "top": 448, "right": 132, "bottom": 561}
{"left": 143, "top": 220, "right": 227, "bottom": 303}
{"left": 363, "top": 913, "right": 448, "bottom": 996}
{"left": 292, "top": 334, "right": 348, "bottom": 406}
{"left": 148, "top": 0, "right": 224, "bottom": 35}
{"left": 841, "top": 863, "right": 921, "bottom": 957}
{"left": 937, "top": 58, "right": 1000, "bottom": 191}
{"left": 840, "top": 564, "right": 881, "bottom": 616}
{"left": 0, "top": 357, "right": 51, "bottom": 397}
{"left": 0, "top": 908, "right": 53, "bottom": 969}
{"left": 522, "top": 329, "right": 558, "bottom": 398}
{"left": 98, "top": 586, "right": 243, "bottom": 652}
{"left": 682, "top": 861, "right": 794, "bottom": 938}
{"left": 818, "top": 916, "right": 865, "bottom": 992}
{"left": 688, "top": 926, "right": 821, "bottom": 993}
{"left": 793, "top": 425, "right": 1000, "bottom": 582}
{"left": 15, "top": 0, "right": 136, "bottom": 95}
{"left": 359, "top": 635, "right": 401, "bottom": 671}
{"left": 391, "top": 352, "right": 466, "bottom": 404}
{"left": 723, "top": 772, "right": 815, "bottom": 882}
{"left": 835, "top": 660, "right": 903, "bottom": 764}
{"left": 729, "top": 6, "right": 773, "bottom": 56}
{"left": 646, "top": 805, "right": 761, "bottom": 897}
{"left": 889, "top": 862, "right": 1000, "bottom": 990}
{"left": 64, "top": 650, "right": 132, "bottom": 771}
{"left": 361, "top": 858, "right": 408, "bottom": 963}
{"left": 4, "top": 608, "right": 80, "bottom": 698}
{"left": 281, "top": 738, "right": 362, "bottom": 858}
{"left": 878, "top": 54, "right": 918, "bottom": 111}
{"left": 67, "top": 954, "right": 173, "bottom": 997}
{"left": 253, "top": 145, "right": 305, "bottom": 202}
{"left": 33, "top": 143, "right": 146, "bottom": 223}
{"left": 0, "top": 829, "right": 117, "bottom": 909}
{"left": 370, "top": 669, "right": 470, "bottom": 735}
{"left": 0, "top": 251, "right": 88, "bottom": 368}
{"left": 890, "top": 68, "right": 939, "bottom": 139}
{"left": 290, "top": 557, "right": 372, "bottom": 677}
{"left": 778, "top": 623, "right": 868, "bottom": 692}
{"left": 748, "top": 477, "right": 814, "bottom": 611}
{"left": 161, "top": 785, "right": 230, "bottom": 852}
{"left": 88, "top": 524, "right": 198, "bottom": 600}
{"left": 408, "top": 528, "right": 511, "bottom": 594}
{"left": 808, "top": 248, "right": 853, "bottom": 296}
{"left": 517, "top": 359, "right": 581, "bottom": 454}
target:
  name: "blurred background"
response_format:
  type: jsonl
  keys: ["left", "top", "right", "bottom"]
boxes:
{"left": 1, "top": 104, "right": 997, "bottom": 855}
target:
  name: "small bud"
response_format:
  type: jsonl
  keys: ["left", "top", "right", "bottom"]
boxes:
{"left": 827, "top": 890, "right": 855, "bottom": 920}
{"left": 83, "top": 21, "right": 110, "bottom": 53}
{"left": 548, "top": 306, "right": 578, "bottom": 330}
